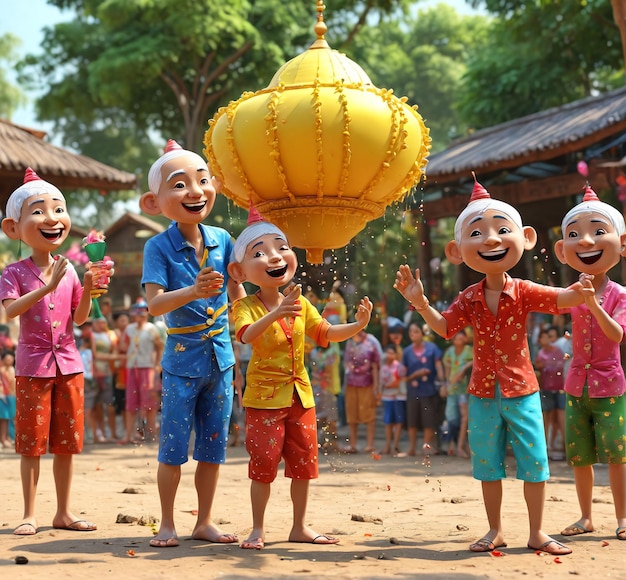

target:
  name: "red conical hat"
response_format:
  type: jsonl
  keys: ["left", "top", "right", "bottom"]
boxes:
{"left": 23, "top": 167, "right": 42, "bottom": 183}
{"left": 582, "top": 183, "right": 599, "bottom": 202}
{"left": 470, "top": 171, "right": 490, "bottom": 201}
{"left": 247, "top": 199, "right": 265, "bottom": 225}
{"left": 164, "top": 139, "right": 183, "bottom": 154}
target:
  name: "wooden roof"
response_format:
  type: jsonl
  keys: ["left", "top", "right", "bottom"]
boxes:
{"left": 0, "top": 119, "right": 137, "bottom": 194}
{"left": 425, "top": 86, "right": 626, "bottom": 186}
{"left": 419, "top": 87, "right": 626, "bottom": 222}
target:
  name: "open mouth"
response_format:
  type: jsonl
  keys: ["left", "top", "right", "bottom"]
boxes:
{"left": 41, "top": 228, "right": 64, "bottom": 241}
{"left": 479, "top": 249, "right": 508, "bottom": 262}
{"left": 267, "top": 264, "right": 288, "bottom": 278}
{"left": 577, "top": 250, "right": 602, "bottom": 265}
{"left": 182, "top": 201, "right": 207, "bottom": 213}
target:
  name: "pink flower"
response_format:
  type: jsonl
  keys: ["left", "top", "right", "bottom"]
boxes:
{"left": 83, "top": 229, "right": 106, "bottom": 246}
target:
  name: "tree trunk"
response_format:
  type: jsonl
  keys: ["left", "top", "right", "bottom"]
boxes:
{"left": 611, "top": 0, "right": 626, "bottom": 79}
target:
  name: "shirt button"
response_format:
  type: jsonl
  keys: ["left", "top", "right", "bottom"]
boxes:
{"left": 206, "top": 307, "right": 214, "bottom": 315}
{"left": 584, "top": 363, "right": 591, "bottom": 369}
{"left": 206, "top": 319, "right": 214, "bottom": 327}
{"left": 55, "top": 344, "right": 61, "bottom": 349}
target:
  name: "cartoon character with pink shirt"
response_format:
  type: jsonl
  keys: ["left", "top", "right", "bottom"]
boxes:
{"left": 394, "top": 176, "right": 585, "bottom": 556}
{"left": 554, "top": 184, "right": 626, "bottom": 541}
{"left": 0, "top": 168, "right": 102, "bottom": 536}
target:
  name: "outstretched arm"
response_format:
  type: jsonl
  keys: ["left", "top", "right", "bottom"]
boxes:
{"left": 555, "top": 277, "right": 588, "bottom": 309}
{"left": 394, "top": 265, "right": 448, "bottom": 337}
{"left": 326, "top": 297, "right": 373, "bottom": 342}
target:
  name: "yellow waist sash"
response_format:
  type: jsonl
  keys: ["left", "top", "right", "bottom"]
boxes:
{"left": 166, "top": 303, "right": 228, "bottom": 337}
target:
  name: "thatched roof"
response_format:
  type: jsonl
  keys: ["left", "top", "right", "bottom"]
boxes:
{"left": 425, "top": 86, "right": 626, "bottom": 186}
{"left": 0, "top": 119, "right": 137, "bottom": 195}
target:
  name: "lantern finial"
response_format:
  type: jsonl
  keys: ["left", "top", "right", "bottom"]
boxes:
{"left": 314, "top": 1, "right": 327, "bottom": 39}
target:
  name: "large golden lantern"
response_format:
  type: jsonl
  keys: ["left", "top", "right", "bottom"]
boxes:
{"left": 204, "top": 1, "right": 430, "bottom": 263}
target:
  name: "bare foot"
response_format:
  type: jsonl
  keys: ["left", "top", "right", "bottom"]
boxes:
{"left": 289, "top": 526, "right": 339, "bottom": 544}
{"left": 150, "top": 537, "right": 179, "bottom": 548}
{"left": 192, "top": 522, "right": 238, "bottom": 543}
{"left": 241, "top": 536, "right": 264, "bottom": 549}
{"left": 150, "top": 524, "right": 178, "bottom": 548}
{"left": 241, "top": 527, "right": 264, "bottom": 550}
{"left": 456, "top": 448, "right": 469, "bottom": 458}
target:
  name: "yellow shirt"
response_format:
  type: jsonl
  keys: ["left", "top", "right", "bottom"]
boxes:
{"left": 233, "top": 294, "right": 330, "bottom": 410}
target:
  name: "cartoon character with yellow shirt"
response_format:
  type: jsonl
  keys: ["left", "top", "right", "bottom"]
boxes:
{"left": 228, "top": 206, "right": 372, "bottom": 550}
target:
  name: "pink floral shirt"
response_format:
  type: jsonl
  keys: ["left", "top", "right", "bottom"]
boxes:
{"left": 0, "top": 258, "right": 83, "bottom": 377}
{"left": 441, "top": 275, "right": 561, "bottom": 398}
{"left": 562, "top": 279, "right": 626, "bottom": 398}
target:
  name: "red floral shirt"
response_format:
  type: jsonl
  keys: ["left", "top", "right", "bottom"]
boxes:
{"left": 441, "top": 275, "right": 560, "bottom": 398}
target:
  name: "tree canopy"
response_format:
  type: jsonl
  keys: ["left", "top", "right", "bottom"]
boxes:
{"left": 460, "top": 0, "right": 623, "bottom": 127}
{"left": 0, "top": 34, "right": 26, "bottom": 119}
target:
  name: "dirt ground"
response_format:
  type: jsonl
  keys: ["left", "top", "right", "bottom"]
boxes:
{"left": 1, "top": 426, "right": 624, "bottom": 579}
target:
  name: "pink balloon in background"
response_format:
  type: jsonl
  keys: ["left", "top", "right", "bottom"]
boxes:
{"left": 577, "top": 160, "right": 589, "bottom": 177}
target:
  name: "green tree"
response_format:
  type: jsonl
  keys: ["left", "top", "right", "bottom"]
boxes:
{"left": 0, "top": 34, "right": 26, "bottom": 119}
{"left": 348, "top": 4, "right": 490, "bottom": 149}
{"left": 20, "top": 0, "right": 412, "bottom": 154}
{"left": 461, "top": 0, "right": 623, "bottom": 127}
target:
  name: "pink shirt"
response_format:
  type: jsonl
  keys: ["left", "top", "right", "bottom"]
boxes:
{"left": 562, "top": 279, "right": 626, "bottom": 398}
{"left": 441, "top": 275, "right": 561, "bottom": 398}
{"left": 0, "top": 258, "right": 83, "bottom": 377}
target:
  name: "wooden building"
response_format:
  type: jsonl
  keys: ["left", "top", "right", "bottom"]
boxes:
{"left": 102, "top": 212, "right": 164, "bottom": 310}
{"left": 416, "top": 86, "right": 626, "bottom": 299}
{"left": 0, "top": 119, "right": 137, "bottom": 212}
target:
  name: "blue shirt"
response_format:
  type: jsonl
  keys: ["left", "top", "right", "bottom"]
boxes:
{"left": 141, "top": 222, "right": 235, "bottom": 377}
{"left": 402, "top": 342, "right": 442, "bottom": 398}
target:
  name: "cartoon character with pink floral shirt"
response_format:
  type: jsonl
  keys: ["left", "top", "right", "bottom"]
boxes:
{"left": 394, "top": 176, "right": 585, "bottom": 556}
{"left": 0, "top": 168, "right": 99, "bottom": 536}
{"left": 554, "top": 184, "right": 626, "bottom": 541}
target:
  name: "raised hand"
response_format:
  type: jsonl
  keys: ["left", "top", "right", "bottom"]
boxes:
{"left": 394, "top": 265, "right": 426, "bottom": 306}
{"left": 47, "top": 255, "right": 69, "bottom": 292}
{"left": 194, "top": 266, "right": 224, "bottom": 298}
{"left": 276, "top": 284, "right": 303, "bottom": 320}
{"left": 355, "top": 296, "right": 373, "bottom": 327}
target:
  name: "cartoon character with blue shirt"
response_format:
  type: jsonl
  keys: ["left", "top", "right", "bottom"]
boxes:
{"left": 139, "top": 140, "right": 245, "bottom": 548}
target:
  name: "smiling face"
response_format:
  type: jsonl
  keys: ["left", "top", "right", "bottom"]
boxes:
{"left": 140, "top": 151, "right": 217, "bottom": 224}
{"left": 556, "top": 209, "right": 625, "bottom": 276}
{"left": 233, "top": 233, "right": 297, "bottom": 289}
{"left": 3, "top": 193, "right": 71, "bottom": 252}
{"left": 452, "top": 209, "right": 531, "bottom": 275}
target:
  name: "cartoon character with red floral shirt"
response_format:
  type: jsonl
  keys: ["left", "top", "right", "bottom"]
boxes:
{"left": 394, "top": 176, "right": 585, "bottom": 556}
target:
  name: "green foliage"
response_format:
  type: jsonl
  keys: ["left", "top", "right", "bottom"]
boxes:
{"left": 459, "top": 0, "right": 622, "bottom": 128}
{"left": 0, "top": 34, "right": 26, "bottom": 119}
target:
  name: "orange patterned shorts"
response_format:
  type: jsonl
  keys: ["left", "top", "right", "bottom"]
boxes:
{"left": 15, "top": 372, "right": 84, "bottom": 456}
{"left": 245, "top": 394, "right": 318, "bottom": 483}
